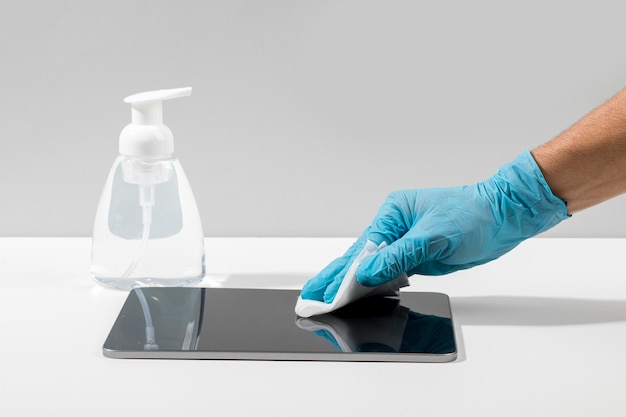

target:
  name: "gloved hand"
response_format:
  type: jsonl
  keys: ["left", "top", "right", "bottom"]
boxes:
{"left": 300, "top": 150, "right": 568, "bottom": 303}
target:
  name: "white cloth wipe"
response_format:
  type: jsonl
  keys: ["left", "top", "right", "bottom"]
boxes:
{"left": 295, "top": 240, "right": 409, "bottom": 318}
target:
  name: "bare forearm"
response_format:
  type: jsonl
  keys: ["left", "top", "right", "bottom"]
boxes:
{"left": 531, "top": 88, "right": 626, "bottom": 214}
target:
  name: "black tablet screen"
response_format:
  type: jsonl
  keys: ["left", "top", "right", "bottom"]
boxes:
{"left": 103, "top": 287, "right": 456, "bottom": 362}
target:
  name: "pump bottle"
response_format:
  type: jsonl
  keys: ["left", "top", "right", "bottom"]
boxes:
{"left": 91, "top": 87, "right": 205, "bottom": 290}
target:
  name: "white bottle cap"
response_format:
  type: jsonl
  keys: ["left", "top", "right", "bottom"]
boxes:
{"left": 119, "top": 87, "right": 192, "bottom": 157}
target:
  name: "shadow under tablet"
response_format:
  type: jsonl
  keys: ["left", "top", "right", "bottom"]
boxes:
{"left": 103, "top": 288, "right": 457, "bottom": 362}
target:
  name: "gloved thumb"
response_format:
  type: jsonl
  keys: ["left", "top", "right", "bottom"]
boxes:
{"left": 366, "top": 191, "right": 415, "bottom": 248}
{"left": 356, "top": 234, "right": 456, "bottom": 285}
{"left": 355, "top": 238, "right": 422, "bottom": 286}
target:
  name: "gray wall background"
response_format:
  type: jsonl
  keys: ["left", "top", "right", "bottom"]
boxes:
{"left": 2, "top": 0, "right": 626, "bottom": 238}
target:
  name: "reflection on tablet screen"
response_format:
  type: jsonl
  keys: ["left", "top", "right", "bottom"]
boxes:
{"left": 296, "top": 296, "right": 455, "bottom": 355}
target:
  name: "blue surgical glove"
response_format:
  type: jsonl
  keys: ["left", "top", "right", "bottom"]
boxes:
{"left": 300, "top": 150, "right": 568, "bottom": 302}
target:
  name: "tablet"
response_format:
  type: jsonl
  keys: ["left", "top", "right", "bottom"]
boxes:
{"left": 103, "top": 287, "right": 457, "bottom": 362}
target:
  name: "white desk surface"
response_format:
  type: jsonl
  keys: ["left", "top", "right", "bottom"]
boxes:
{"left": 1, "top": 237, "right": 625, "bottom": 416}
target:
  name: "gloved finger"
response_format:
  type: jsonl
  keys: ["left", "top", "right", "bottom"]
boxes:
{"left": 366, "top": 190, "right": 416, "bottom": 247}
{"left": 321, "top": 258, "right": 354, "bottom": 303}
{"left": 300, "top": 233, "right": 368, "bottom": 302}
{"left": 300, "top": 256, "right": 351, "bottom": 301}
{"left": 356, "top": 233, "right": 456, "bottom": 286}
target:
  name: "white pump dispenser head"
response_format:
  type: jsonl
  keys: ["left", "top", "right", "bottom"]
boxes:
{"left": 119, "top": 87, "right": 192, "bottom": 157}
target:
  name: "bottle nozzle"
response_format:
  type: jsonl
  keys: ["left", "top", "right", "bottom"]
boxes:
{"left": 124, "top": 87, "right": 192, "bottom": 125}
{"left": 119, "top": 87, "right": 192, "bottom": 157}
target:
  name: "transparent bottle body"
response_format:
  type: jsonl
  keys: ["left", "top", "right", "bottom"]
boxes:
{"left": 91, "top": 155, "right": 205, "bottom": 291}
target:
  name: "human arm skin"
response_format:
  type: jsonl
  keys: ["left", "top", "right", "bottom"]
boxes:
{"left": 532, "top": 88, "right": 626, "bottom": 214}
